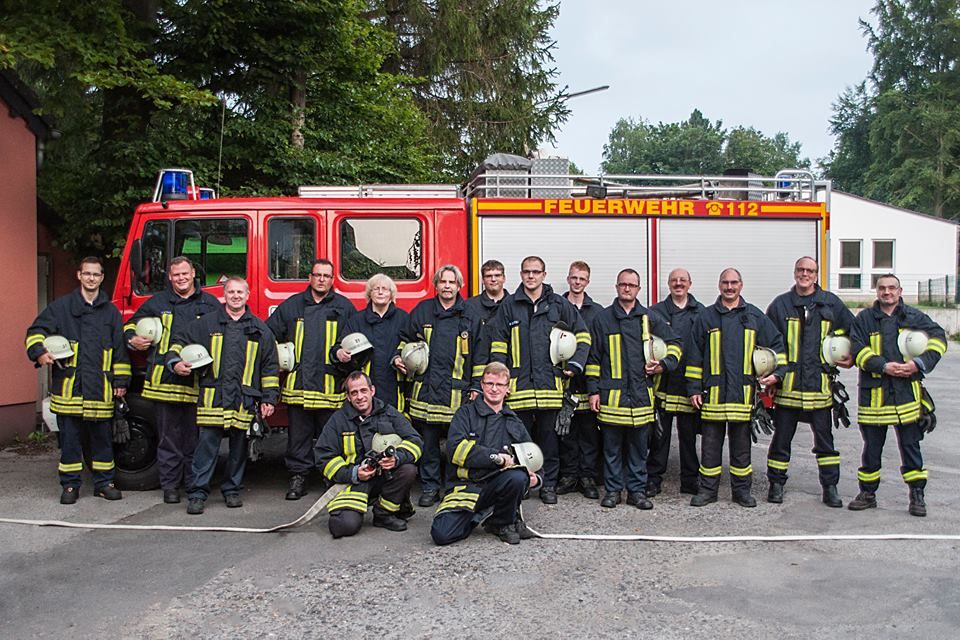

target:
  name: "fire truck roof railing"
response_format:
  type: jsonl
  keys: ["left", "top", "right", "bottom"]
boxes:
{"left": 465, "top": 169, "right": 829, "bottom": 204}
{"left": 298, "top": 184, "right": 461, "bottom": 199}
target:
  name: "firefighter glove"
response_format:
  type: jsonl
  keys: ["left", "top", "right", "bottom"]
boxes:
{"left": 555, "top": 392, "right": 577, "bottom": 436}
{"left": 112, "top": 398, "right": 131, "bottom": 444}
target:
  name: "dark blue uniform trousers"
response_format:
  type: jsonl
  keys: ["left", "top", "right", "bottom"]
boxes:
{"left": 188, "top": 426, "right": 247, "bottom": 501}
{"left": 431, "top": 468, "right": 528, "bottom": 546}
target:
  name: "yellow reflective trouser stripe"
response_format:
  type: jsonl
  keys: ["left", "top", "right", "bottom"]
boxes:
{"left": 91, "top": 460, "right": 115, "bottom": 471}
{"left": 242, "top": 340, "right": 258, "bottom": 387}
{"left": 767, "top": 458, "right": 790, "bottom": 471}
{"left": 59, "top": 462, "right": 83, "bottom": 473}
{"left": 729, "top": 464, "right": 752, "bottom": 477}
{"left": 609, "top": 334, "right": 622, "bottom": 379}
{"left": 902, "top": 469, "right": 928, "bottom": 482}
{"left": 510, "top": 325, "right": 520, "bottom": 368}
{"left": 378, "top": 496, "right": 400, "bottom": 512}
{"left": 699, "top": 465, "right": 722, "bottom": 477}
{"left": 709, "top": 329, "right": 720, "bottom": 376}
{"left": 211, "top": 335, "right": 223, "bottom": 378}
{"left": 858, "top": 469, "right": 881, "bottom": 482}
{"left": 743, "top": 329, "right": 756, "bottom": 375}
{"left": 328, "top": 487, "right": 369, "bottom": 513}
{"left": 342, "top": 432, "right": 357, "bottom": 464}
{"left": 452, "top": 439, "right": 475, "bottom": 466}
{"left": 436, "top": 486, "right": 480, "bottom": 512}
{"left": 817, "top": 456, "right": 840, "bottom": 466}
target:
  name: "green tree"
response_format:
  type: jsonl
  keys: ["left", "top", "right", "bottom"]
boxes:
{"left": 368, "top": 0, "right": 569, "bottom": 178}
{"left": 602, "top": 110, "right": 806, "bottom": 176}
{"left": 823, "top": 0, "right": 960, "bottom": 218}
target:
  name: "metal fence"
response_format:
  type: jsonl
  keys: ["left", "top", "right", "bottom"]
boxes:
{"left": 917, "top": 275, "right": 959, "bottom": 305}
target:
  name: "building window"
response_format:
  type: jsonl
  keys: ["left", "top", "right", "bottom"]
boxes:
{"left": 839, "top": 273, "right": 862, "bottom": 289}
{"left": 340, "top": 218, "right": 422, "bottom": 281}
{"left": 840, "top": 240, "right": 861, "bottom": 269}
{"left": 873, "top": 240, "right": 894, "bottom": 270}
{"left": 268, "top": 218, "right": 315, "bottom": 280}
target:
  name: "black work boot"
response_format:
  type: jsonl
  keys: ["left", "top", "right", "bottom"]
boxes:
{"left": 579, "top": 477, "right": 600, "bottom": 499}
{"left": 822, "top": 485, "right": 842, "bottom": 508}
{"left": 483, "top": 521, "right": 520, "bottom": 544}
{"left": 94, "top": 483, "right": 122, "bottom": 500}
{"left": 556, "top": 476, "right": 579, "bottom": 495}
{"left": 847, "top": 491, "right": 877, "bottom": 511}
{"left": 626, "top": 492, "right": 653, "bottom": 510}
{"left": 373, "top": 511, "right": 408, "bottom": 531}
{"left": 733, "top": 492, "right": 757, "bottom": 508}
{"left": 908, "top": 486, "right": 927, "bottom": 517}
{"left": 600, "top": 491, "right": 621, "bottom": 508}
{"left": 767, "top": 482, "right": 784, "bottom": 504}
{"left": 285, "top": 474, "right": 307, "bottom": 500}
{"left": 690, "top": 491, "right": 718, "bottom": 507}
{"left": 60, "top": 486, "right": 79, "bottom": 505}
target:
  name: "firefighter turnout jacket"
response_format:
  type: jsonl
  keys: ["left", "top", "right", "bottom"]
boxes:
{"left": 565, "top": 292, "right": 602, "bottom": 411}
{"left": 650, "top": 294, "right": 705, "bottom": 414}
{"left": 488, "top": 284, "right": 591, "bottom": 410}
{"left": 123, "top": 283, "right": 220, "bottom": 404}
{"left": 26, "top": 289, "right": 130, "bottom": 419}
{"left": 766, "top": 285, "right": 856, "bottom": 410}
{"left": 436, "top": 398, "right": 536, "bottom": 514}
{"left": 266, "top": 287, "right": 357, "bottom": 410}
{"left": 686, "top": 297, "right": 786, "bottom": 422}
{"left": 338, "top": 302, "right": 410, "bottom": 410}
{"left": 315, "top": 397, "right": 423, "bottom": 513}
{"left": 586, "top": 300, "right": 682, "bottom": 427}
{"left": 850, "top": 300, "right": 946, "bottom": 426}
{"left": 463, "top": 291, "right": 510, "bottom": 326}
{"left": 168, "top": 306, "right": 279, "bottom": 429}
{"left": 400, "top": 296, "right": 485, "bottom": 424}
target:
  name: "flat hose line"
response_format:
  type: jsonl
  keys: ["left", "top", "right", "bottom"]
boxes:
{"left": 0, "top": 483, "right": 959, "bottom": 541}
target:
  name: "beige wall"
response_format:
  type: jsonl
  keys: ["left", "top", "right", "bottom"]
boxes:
{"left": 0, "top": 104, "right": 40, "bottom": 441}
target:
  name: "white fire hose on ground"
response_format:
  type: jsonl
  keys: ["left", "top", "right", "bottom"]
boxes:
{"left": 1, "top": 484, "right": 959, "bottom": 541}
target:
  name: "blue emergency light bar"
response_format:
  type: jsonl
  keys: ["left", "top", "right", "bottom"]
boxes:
{"left": 152, "top": 168, "right": 197, "bottom": 202}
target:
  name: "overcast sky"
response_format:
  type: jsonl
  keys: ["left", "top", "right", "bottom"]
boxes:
{"left": 544, "top": 0, "right": 877, "bottom": 174}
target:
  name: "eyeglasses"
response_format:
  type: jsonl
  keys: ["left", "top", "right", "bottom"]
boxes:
{"left": 481, "top": 381, "right": 509, "bottom": 389}
{"left": 616, "top": 282, "right": 639, "bottom": 289}
{"left": 80, "top": 272, "right": 104, "bottom": 278}
{"left": 521, "top": 269, "right": 544, "bottom": 276}
{"left": 310, "top": 272, "right": 333, "bottom": 279}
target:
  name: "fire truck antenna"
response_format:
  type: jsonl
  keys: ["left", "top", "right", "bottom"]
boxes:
{"left": 216, "top": 97, "right": 225, "bottom": 196}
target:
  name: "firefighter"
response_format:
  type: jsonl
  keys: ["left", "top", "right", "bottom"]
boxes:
{"left": 394, "top": 265, "right": 485, "bottom": 508}
{"left": 587, "top": 268, "right": 681, "bottom": 509}
{"left": 266, "top": 258, "right": 357, "bottom": 501}
{"left": 125, "top": 256, "right": 220, "bottom": 504}
{"left": 647, "top": 268, "right": 704, "bottom": 497}
{"left": 463, "top": 259, "right": 509, "bottom": 325}
{"left": 314, "top": 371, "right": 423, "bottom": 538}
{"left": 765, "top": 256, "right": 856, "bottom": 508}
{"left": 558, "top": 260, "right": 602, "bottom": 499}
{"left": 488, "top": 256, "right": 591, "bottom": 504}
{"left": 334, "top": 274, "right": 409, "bottom": 410}
{"left": 431, "top": 362, "right": 541, "bottom": 546}
{"left": 686, "top": 268, "right": 786, "bottom": 508}
{"left": 848, "top": 274, "right": 946, "bottom": 516}
{"left": 25, "top": 256, "right": 131, "bottom": 504}
{"left": 168, "top": 277, "right": 279, "bottom": 514}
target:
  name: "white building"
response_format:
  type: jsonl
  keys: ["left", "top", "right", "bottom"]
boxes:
{"left": 823, "top": 191, "right": 958, "bottom": 303}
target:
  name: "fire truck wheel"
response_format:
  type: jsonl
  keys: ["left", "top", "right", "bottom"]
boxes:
{"left": 112, "top": 394, "right": 161, "bottom": 491}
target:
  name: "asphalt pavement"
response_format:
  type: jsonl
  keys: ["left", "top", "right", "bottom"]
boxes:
{"left": 2, "top": 350, "right": 959, "bottom": 639}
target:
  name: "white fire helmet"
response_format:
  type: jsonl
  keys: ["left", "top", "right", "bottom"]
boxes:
{"left": 512, "top": 441, "right": 544, "bottom": 473}
{"left": 400, "top": 341, "right": 430, "bottom": 376}
{"left": 340, "top": 332, "right": 373, "bottom": 356}
{"left": 549, "top": 327, "right": 577, "bottom": 366}
{"left": 643, "top": 335, "right": 668, "bottom": 362}
{"left": 276, "top": 342, "right": 296, "bottom": 372}
{"left": 135, "top": 317, "right": 164, "bottom": 345}
{"left": 821, "top": 335, "right": 852, "bottom": 366}
{"left": 371, "top": 432, "right": 403, "bottom": 453}
{"left": 180, "top": 344, "right": 213, "bottom": 368}
{"left": 897, "top": 330, "right": 928, "bottom": 360}
{"left": 42, "top": 335, "right": 74, "bottom": 360}
{"left": 752, "top": 346, "right": 778, "bottom": 378}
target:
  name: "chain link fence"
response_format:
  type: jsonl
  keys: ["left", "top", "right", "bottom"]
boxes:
{"left": 917, "top": 275, "right": 959, "bottom": 306}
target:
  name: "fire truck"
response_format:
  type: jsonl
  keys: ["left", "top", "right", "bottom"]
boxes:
{"left": 108, "top": 157, "right": 830, "bottom": 489}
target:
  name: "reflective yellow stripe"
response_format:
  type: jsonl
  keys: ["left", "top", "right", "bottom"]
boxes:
{"left": 743, "top": 329, "right": 756, "bottom": 375}
{"left": 58, "top": 462, "right": 83, "bottom": 473}
{"left": 608, "top": 334, "right": 622, "bottom": 379}
{"left": 324, "top": 320, "right": 338, "bottom": 395}
{"left": 699, "top": 465, "right": 722, "bottom": 477}
{"left": 294, "top": 319, "right": 304, "bottom": 360}
{"left": 342, "top": 432, "right": 357, "bottom": 464}
{"left": 902, "top": 469, "right": 928, "bottom": 482}
{"left": 452, "top": 439, "right": 475, "bottom": 466}
{"left": 323, "top": 457, "right": 348, "bottom": 479}
{"left": 729, "top": 464, "right": 752, "bottom": 477}
{"left": 709, "top": 329, "right": 721, "bottom": 376}
{"left": 160, "top": 311, "right": 173, "bottom": 353}
{"left": 926, "top": 338, "right": 947, "bottom": 355}
{"left": 397, "top": 440, "right": 421, "bottom": 461}
{"left": 91, "top": 460, "right": 115, "bottom": 471}
{"left": 26, "top": 333, "right": 45, "bottom": 349}
{"left": 585, "top": 364, "right": 601, "bottom": 377}
{"left": 510, "top": 325, "right": 520, "bottom": 368}
{"left": 767, "top": 458, "right": 790, "bottom": 471}
{"left": 817, "top": 456, "right": 840, "bottom": 466}
{"left": 786, "top": 318, "right": 799, "bottom": 363}
{"left": 858, "top": 469, "right": 881, "bottom": 482}
{"left": 685, "top": 365, "right": 702, "bottom": 380}
{"left": 575, "top": 331, "right": 591, "bottom": 345}
{"left": 490, "top": 340, "right": 507, "bottom": 355}
{"left": 241, "top": 340, "right": 258, "bottom": 387}
{"left": 210, "top": 334, "right": 223, "bottom": 378}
